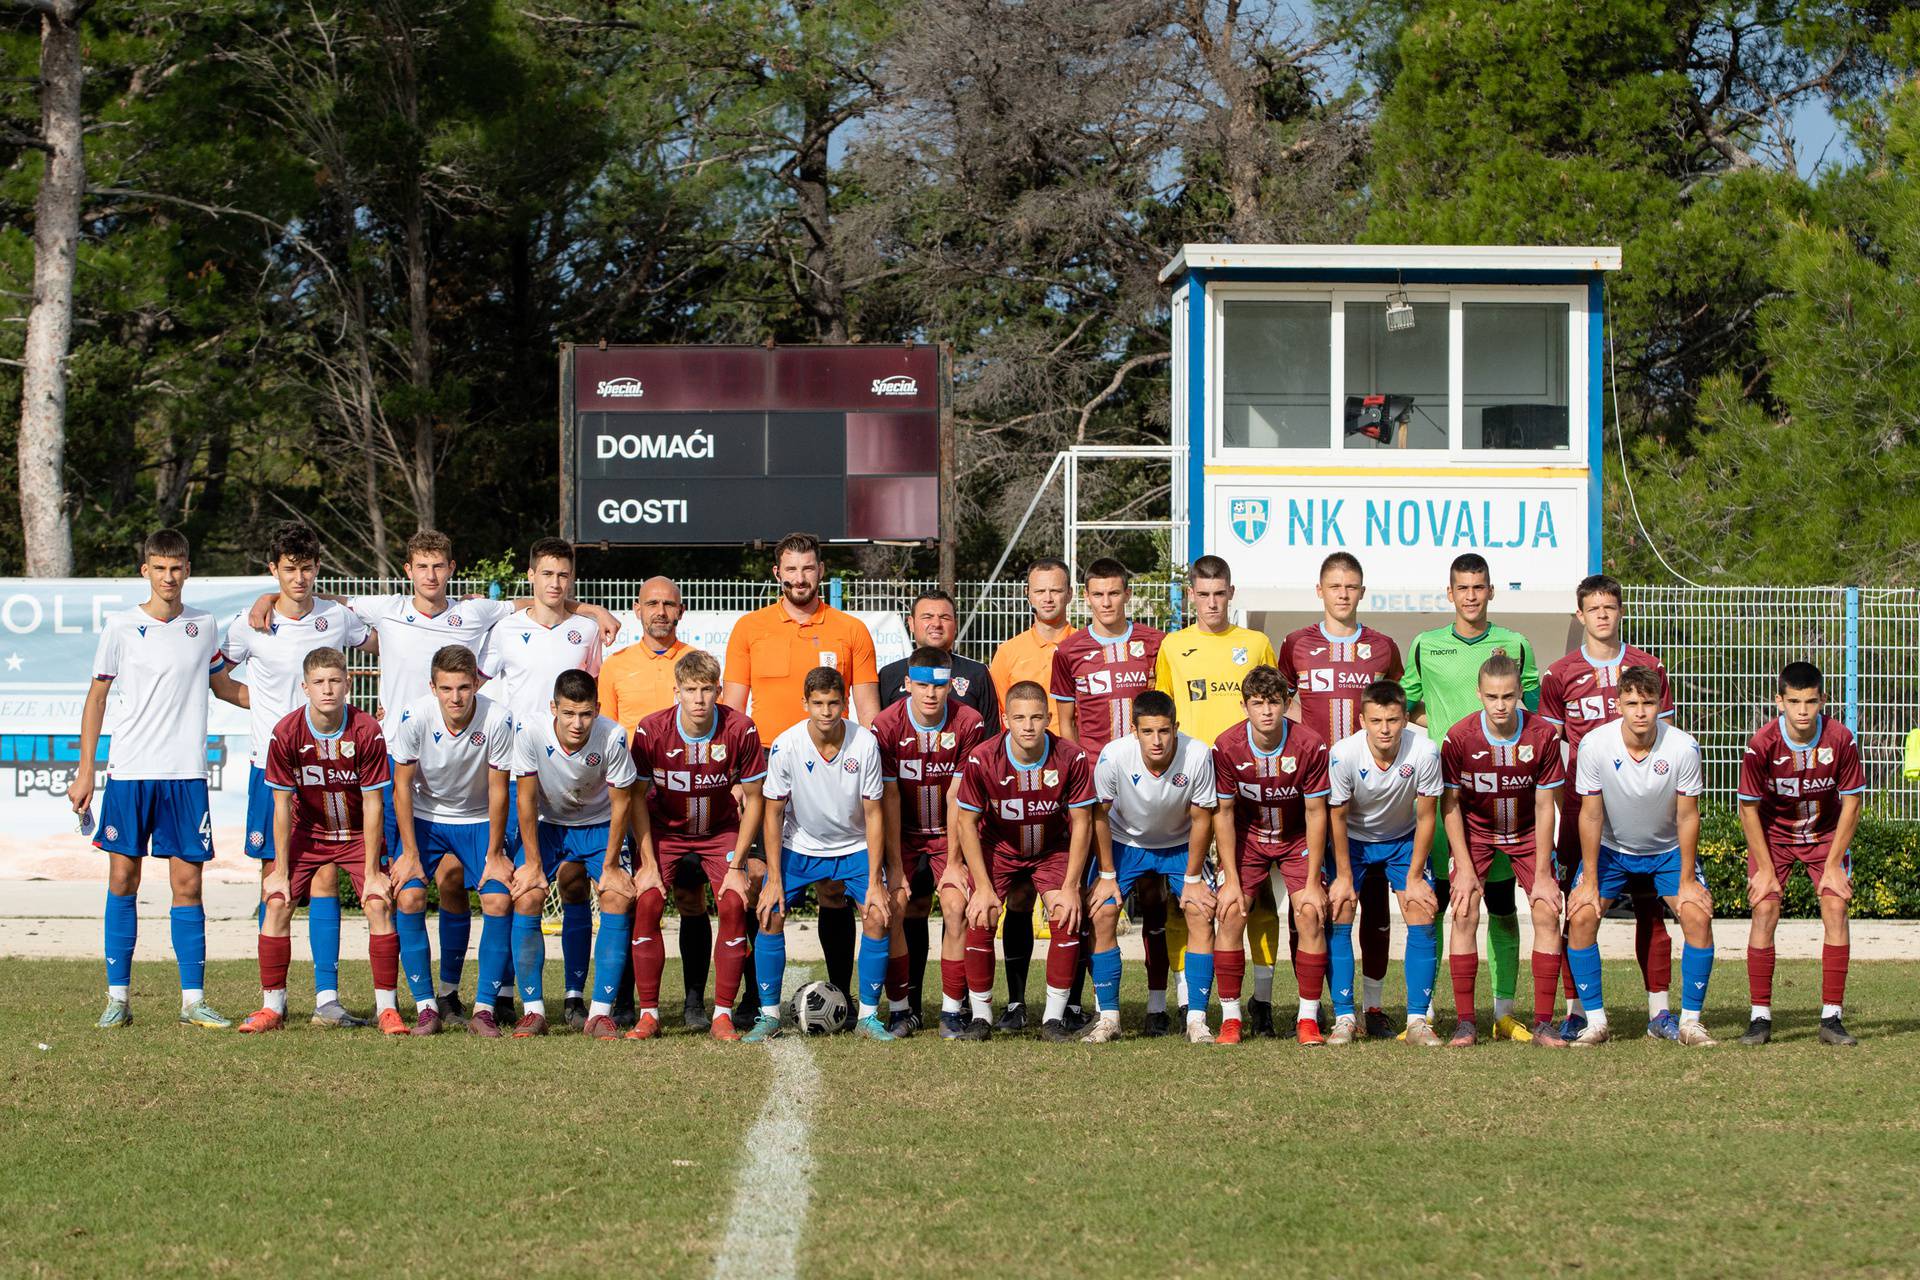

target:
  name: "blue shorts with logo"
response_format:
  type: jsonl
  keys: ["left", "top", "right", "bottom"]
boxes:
{"left": 1092, "top": 843, "right": 1188, "bottom": 905}
{"left": 780, "top": 848, "right": 871, "bottom": 909}
{"left": 404, "top": 819, "right": 494, "bottom": 892}
{"left": 244, "top": 764, "right": 277, "bottom": 860}
{"left": 1349, "top": 836, "right": 1432, "bottom": 894}
{"left": 1574, "top": 846, "right": 1705, "bottom": 900}
{"left": 517, "top": 821, "right": 626, "bottom": 882}
{"left": 94, "top": 777, "right": 213, "bottom": 862}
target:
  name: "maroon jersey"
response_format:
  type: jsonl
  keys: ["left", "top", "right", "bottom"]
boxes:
{"left": 1539, "top": 644, "right": 1674, "bottom": 754}
{"left": 1277, "top": 624, "right": 1404, "bottom": 744}
{"left": 265, "top": 704, "right": 391, "bottom": 846}
{"left": 1737, "top": 715, "right": 1867, "bottom": 855}
{"left": 953, "top": 731, "right": 1095, "bottom": 862}
{"left": 1050, "top": 623, "right": 1165, "bottom": 759}
{"left": 875, "top": 699, "right": 988, "bottom": 858}
{"left": 1211, "top": 718, "right": 1331, "bottom": 854}
{"left": 1439, "top": 710, "right": 1564, "bottom": 854}
{"left": 631, "top": 704, "right": 767, "bottom": 851}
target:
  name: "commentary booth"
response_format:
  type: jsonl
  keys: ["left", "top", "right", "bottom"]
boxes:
{"left": 1162, "top": 244, "right": 1622, "bottom": 656}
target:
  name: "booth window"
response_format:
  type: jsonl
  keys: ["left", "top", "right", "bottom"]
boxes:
{"left": 1464, "top": 302, "right": 1569, "bottom": 449}
{"left": 1343, "top": 301, "right": 1448, "bottom": 450}
{"left": 1222, "top": 300, "right": 1331, "bottom": 449}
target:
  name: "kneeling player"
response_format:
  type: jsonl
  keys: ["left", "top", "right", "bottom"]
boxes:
{"left": 1085, "top": 691, "right": 1216, "bottom": 1043}
{"left": 1565, "top": 666, "right": 1716, "bottom": 1047}
{"left": 1438, "top": 654, "right": 1566, "bottom": 1047}
{"left": 387, "top": 645, "right": 515, "bottom": 1035}
{"left": 1327, "top": 681, "right": 1443, "bottom": 1045}
{"left": 240, "top": 648, "right": 399, "bottom": 1033}
{"left": 1737, "top": 661, "right": 1865, "bottom": 1046}
{"left": 953, "top": 681, "right": 1096, "bottom": 1042}
{"left": 630, "top": 650, "right": 767, "bottom": 1041}
{"left": 512, "top": 670, "right": 649, "bottom": 1039}
{"left": 748, "top": 667, "right": 892, "bottom": 1042}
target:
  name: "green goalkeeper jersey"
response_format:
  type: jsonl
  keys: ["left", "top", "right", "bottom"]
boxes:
{"left": 1401, "top": 621, "right": 1541, "bottom": 741}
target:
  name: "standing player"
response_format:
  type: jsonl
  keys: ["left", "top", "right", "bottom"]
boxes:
{"left": 223, "top": 521, "right": 374, "bottom": 1029}
{"left": 1326, "top": 681, "right": 1443, "bottom": 1045}
{"left": 386, "top": 646, "right": 515, "bottom": 1035}
{"left": 1403, "top": 553, "right": 1539, "bottom": 1041}
{"left": 1539, "top": 574, "right": 1678, "bottom": 1039}
{"left": 1437, "top": 654, "right": 1566, "bottom": 1048}
{"left": 874, "top": 647, "right": 989, "bottom": 1037}
{"left": 1153, "top": 554, "right": 1274, "bottom": 1028}
{"left": 238, "top": 648, "right": 398, "bottom": 1034}
{"left": 952, "top": 682, "right": 1097, "bottom": 1042}
{"left": 1084, "top": 691, "right": 1216, "bottom": 1043}
{"left": 1208, "top": 666, "right": 1335, "bottom": 1045}
{"left": 69, "top": 528, "right": 249, "bottom": 1029}
{"left": 1279, "top": 552, "right": 1404, "bottom": 1039}
{"left": 747, "top": 667, "right": 891, "bottom": 1042}
{"left": 629, "top": 650, "right": 767, "bottom": 1041}
{"left": 1736, "top": 662, "right": 1866, "bottom": 1046}
{"left": 510, "top": 670, "right": 647, "bottom": 1038}
{"left": 986, "top": 556, "right": 1077, "bottom": 1031}
{"left": 1565, "top": 666, "right": 1717, "bottom": 1047}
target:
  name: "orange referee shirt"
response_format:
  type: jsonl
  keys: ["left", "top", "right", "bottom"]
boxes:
{"left": 989, "top": 623, "right": 1078, "bottom": 735}
{"left": 723, "top": 600, "right": 878, "bottom": 742}
{"left": 598, "top": 637, "right": 694, "bottom": 734}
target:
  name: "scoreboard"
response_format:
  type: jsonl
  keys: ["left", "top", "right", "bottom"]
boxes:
{"left": 559, "top": 344, "right": 944, "bottom": 546}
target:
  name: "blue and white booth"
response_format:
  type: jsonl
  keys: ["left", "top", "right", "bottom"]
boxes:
{"left": 1162, "top": 244, "right": 1621, "bottom": 627}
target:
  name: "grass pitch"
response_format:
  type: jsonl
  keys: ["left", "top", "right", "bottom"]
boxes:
{"left": 4, "top": 956, "right": 1919, "bottom": 1278}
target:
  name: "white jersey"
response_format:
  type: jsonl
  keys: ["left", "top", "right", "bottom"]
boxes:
{"left": 512, "top": 713, "right": 635, "bottom": 827}
{"left": 1094, "top": 733, "right": 1216, "bottom": 850}
{"left": 1328, "top": 728, "right": 1443, "bottom": 844}
{"left": 91, "top": 605, "right": 225, "bottom": 780}
{"left": 346, "top": 594, "right": 516, "bottom": 732}
{"left": 479, "top": 611, "right": 603, "bottom": 729}
{"left": 222, "top": 600, "right": 370, "bottom": 766}
{"left": 388, "top": 693, "right": 514, "bottom": 824}
{"left": 763, "top": 719, "right": 884, "bottom": 858}
{"left": 1573, "top": 720, "right": 1704, "bottom": 858}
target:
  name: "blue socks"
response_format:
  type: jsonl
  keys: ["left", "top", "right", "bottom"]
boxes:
{"left": 396, "top": 908, "right": 435, "bottom": 1005}
{"left": 1185, "top": 946, "right": 1215, "bottom": 1016}
{"left": 1090, "top": 947, "right": 1122, "bottom": 1014}
{"left": 169, "top": 904, "right": 206, "bottom": 993}
{"left": 1568, "top": 943, "right": 1604, "bottom": 1012}
{"left": 1404, "top": 923, "right": 1437, "bottom": 1018}
{"left": 104, "top": 891, "right": 138, "bottom": 991}
{"left": 1681, "top": 943, "right": 1714, "bottom": 1014}
{"left": 1330, "top": 921, "right": 1357, "bottom": 1018}
{"left": 513, "top": 913, "right": 546, "bottom": 1003}
{"left": 591, "top": 908, "right": 633, "bottom": 1010}
{"left": 309, "top": 895, "right": 343, "bottom": 997}
{"left": 561, "top": 900, "right": 591, "bottom": 996}
{"left": 857, "top": 932, "right": 889, "bottom": 1013}
{"left": 476, "top": 912, "right": 512, "bottom": 1007}
{"left": 754, "top": 929, "right": 788, "bottom": 1013}
{"left": 438, "top": 910, "right": 471, "bottom": 987}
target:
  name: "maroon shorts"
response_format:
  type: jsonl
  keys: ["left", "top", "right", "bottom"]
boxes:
{"left": 928, "top": 850, "right": 972, "bottom": 893}
{"left": 987, "top": 849, "right": 1070, "bottom": 900}
{"left": 1748, "top": 843, "right": 1851, "bottom": 897}
{"left": 1237, "top": 837, "right": 1319, "bottom": 897}
{"left": 658, "top": 839, "right": 733, "bottom": 897}
{"left": 1462, "top": 840, "right": 1543, "bottom": 893}
{"left": 288, "top": 837, "right": 373, "bottom": 903}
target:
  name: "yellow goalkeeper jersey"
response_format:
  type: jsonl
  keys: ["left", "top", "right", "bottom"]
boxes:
{"left": 1154, "top": 623, "right": 1278, "bottom": 745}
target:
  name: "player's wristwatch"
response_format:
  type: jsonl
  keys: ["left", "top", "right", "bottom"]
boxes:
{"left": 1096, "top": 871, "right": 1117, "bottom": 881}
{"left": 1182, "top": 874, "right": 1204, "bottom": 884}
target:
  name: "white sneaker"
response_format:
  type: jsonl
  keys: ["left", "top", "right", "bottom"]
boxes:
{"left": 1402, "top": 1017, "right": 1442, "bottom": 1047}
{"left": 1185, "top": 1019, "right": 1215, "bottom": 1044}
{"left": 1571, "top": 1020, "right": 1612, "bottom": 1047}
{"left": 1326, "top": 1014, "right": 1358, "bottom": 1046}
{"left": 1080, "top": 1017, "right": 1121, "bottom": 1044}
{"left": 1677, "top": 1021, "right": 1717, "bottom": 1047}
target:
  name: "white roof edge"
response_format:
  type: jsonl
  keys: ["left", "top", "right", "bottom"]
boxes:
{"left": 1158, "top": 244, "right": 1622, "bottom": 283}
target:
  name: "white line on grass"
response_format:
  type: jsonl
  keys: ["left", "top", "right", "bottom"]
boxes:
{"left": 713, "top": 967, "right": 821, "bottom": 1280}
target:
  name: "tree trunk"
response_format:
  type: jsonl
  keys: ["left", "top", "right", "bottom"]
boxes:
{"left": 392, "top": 17, "right": 435, "bottom": 531}
{"left": 16, "top": 3, "right": 88, "bottom": 577}
{"left": 794, "top": 98, "right": 849, "bottom": 342}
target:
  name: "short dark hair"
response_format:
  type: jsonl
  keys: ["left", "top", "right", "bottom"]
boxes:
{"left": 1025, "top": 556, "right": 1069, "bottom": 580}
{"left": 1779, "top": 661, "right": 1823, "bottom": 695}
{"left": 1188, "top": 555, "right": 1232, "bottom": 586}
{"left": 1361, "top": 680, "right": 1407, "bottom": 712}
{"left": 1320, "top": 551, "right": 1363, "bottom": 580}
{"left": 1005, "top": 680, "right": 1048, "bottom": 709}
{"left": 528, "top": 537, "right": 574, "bottom": 570}
{"left": 1449, "top": 553, "right": 1490, "bottom": 586}
{"left": 268, "top": 520, "right": 321, "bottom": 567}
{"left": 142, "top": 528, "right": 190, "bottom": 563}
{"left": 1132, "top": 689, "right": 1176, "bottom": 724}
{"left": 803, "top": 665, "right": 846, "bottom": 700}
{"left": 1083, "top": 556, "right": 1130, "bottom": 586}
{"left": 1240, "top": 665, "right": 1292, "bottom": 703}
{"left": 553, "top": 669, "right": 597, "bottom": 705}
{"left": 1576, "top": 574, "right": 1623, "bottom": 609}
{"left": 430, "top": 645, "right": 479, "bottom": 680}
{"left": 302, "top": 646, "right": 348, "bottom": 677}
{"left": 907, "top": 644, "right": 950, "bottom": 671}
{"left": 910, "top": 589, "right": 956, "bottom": 615}
{"left": 1478, "top": 653, "right": 1521, "bottom": 687}
{"left": 1617, "top": 665, "right": 1662, "bottom": 701}
{"left": 774, "top": 532, "right": 821, "bottom": 563}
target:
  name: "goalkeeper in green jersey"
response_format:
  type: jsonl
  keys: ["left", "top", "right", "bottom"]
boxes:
{"left": 1401, "top": 553, "right": 1540, "bottom": 1042}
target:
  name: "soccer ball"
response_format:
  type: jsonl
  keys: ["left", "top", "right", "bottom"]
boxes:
{"left": 792, "top": 981, "right": 849, "bottom": 1035}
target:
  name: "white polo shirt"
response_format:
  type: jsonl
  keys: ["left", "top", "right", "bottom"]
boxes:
{"left": 388, "top": 692, "right": 515, "bottom": 824}
{"left": 1328, "top": 727, "right": 1443, "bottom": 844}
{"left": 763, "top": 719, "right": 885, "bottom": 858}
{"left": 479, "top": 611, "right": 603, "bottom": 729}
{"left": 1573, "top": 720, "right": 1704, "bottom": 858}
{"left": 512, "top": 713, "right": 635, "bottom": 827}
{"left": 92, "top": 605, "right": 225, "bottom": 780}
{"left": 1093, "top": 733, "right": 1216, "bottom": 850}
{"left": 222, "top": 600, "right": 370, "bottom": 766}
{"left": 346, "top": 594, "right": 517, "bottom": 733}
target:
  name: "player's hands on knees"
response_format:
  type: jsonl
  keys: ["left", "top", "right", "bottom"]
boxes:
{"left": 262, "top": 867, "right": 290, "bottom": 905}
{"left": 1746, "top": 868, "right": 1780, "bottom": 907}
{"left": 1528, "top": 875, "right": 1564, "bottom": 914}
{"left": 1043, "top": 888, "right": 1081, "bottom": 937}
{"left": 965, "top": 888, "right": 1002, "bottom": 930}
{"left": 1677, "top": 878, "right": 1712, "bottom": 918}
{"left": 864, "top": 895, "right": 892, "bottom": 931}
{"left": 1184, "top": 880, "right": 1217, "bottom": 919}
{"left": 1448, "top": 873, "right": 1481, "bottom": 923}
{"left": 1327, "top": 874, "right": 1356, "bottom": 916}
{"left": 720, "top": 866, "right": 751, "bottom": 905}
{"left": 1565, "top": 877, "right": 1597, "bottom": 922}
{"left": 1818, "top": 861, "right": 1852, "bottom": 902}
{"left": 389, "top": 852, "right": 424, "bottom": 893}
{"left": 1403, "top": 878, "right": 1437, "bottom": 916}
{"left": 1213, "top": 882, "right": 1243, "bottom": 924}
{"left": 600, "top": 862, "right": 636, "bottom": 905}
{"left": 1296, "top": 880, "right": 1328, "bottom": 922}
{"left": 482, "top": 852, "right": 515, "bottom": 893}
{"left": 363, "top": 870, "right": 393, "bottom": 907}
{"left": 756, "top": 879, "right": 784, "bottom": 931}
{"left": 510, "top": 860, "right": 547, "bottom": 901}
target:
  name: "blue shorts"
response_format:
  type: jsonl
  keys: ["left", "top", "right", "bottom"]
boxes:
{"left": 517, "top": 821, "right": 626, "bottom": 882}
{"left": 1349, "top": 837, "right": 1433, "bottom": 894}
{"left": 780, "top": 848, "right": 871, "bottom": 909}
{"left": 94, "top": 777, "right": 212, "bottom": 862}
{"left": 1095, "top": 843, "right": 1187, "bottom": 904}
{"left": 244, "top": 764, "right": 276, "bottom": 860}
{"left": 406, "top": 819, "right": 495, "bottom": 892}
{"left": 1575, "top": 846, "right": 1705, "bottom": 901}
